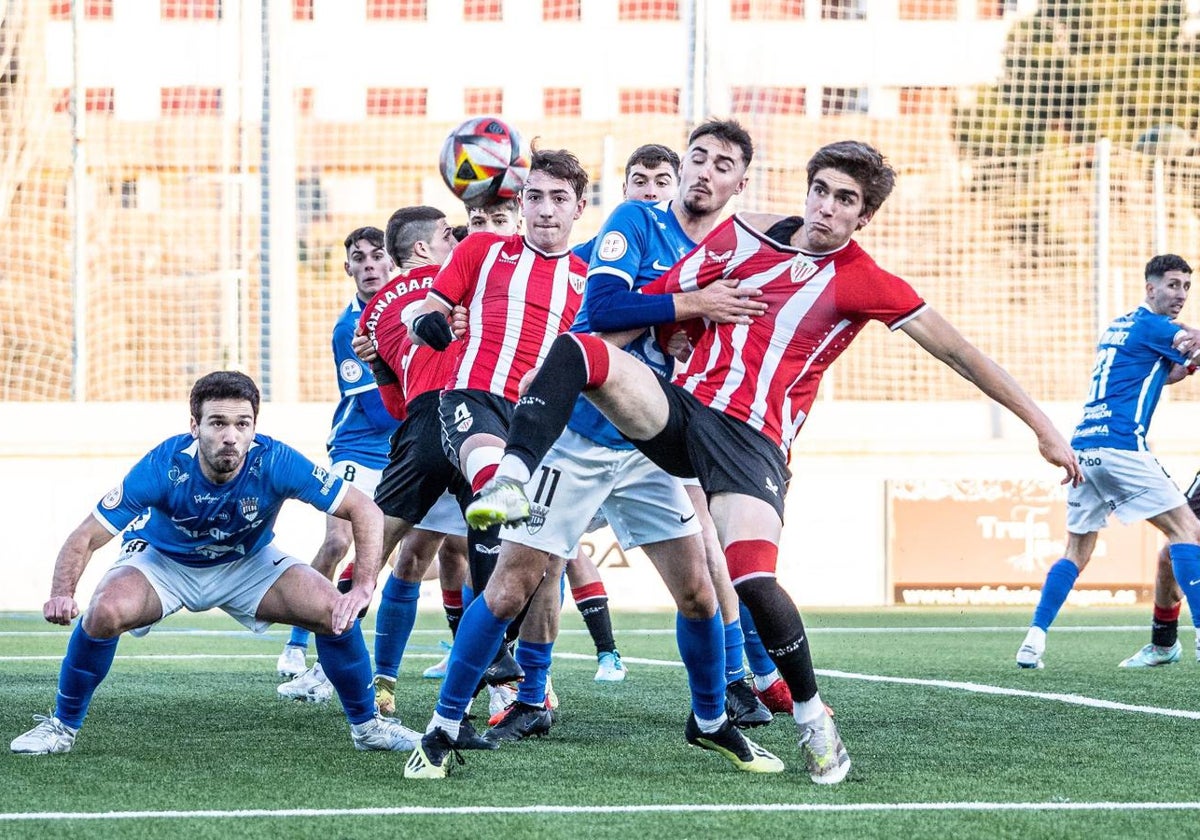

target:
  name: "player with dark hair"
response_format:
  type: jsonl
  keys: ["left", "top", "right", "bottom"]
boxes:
{"left": 469, "top": 139, "right": 1081, "bottom": 784}
{"left": 1018, "top": 254, "right": 1200, "bottom": 669}
{"left": 276, "top": 225, "right": 404, "bottom": 701}
{"left": 403, "top": 142, "right": 783, "bottom": 779}
{"left": 11, "top": 371, "right": 420, "bottom": 755}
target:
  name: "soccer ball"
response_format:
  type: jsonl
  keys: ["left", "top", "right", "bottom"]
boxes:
{"left": 439, "top": 116, "right": 530, "bottom": 207}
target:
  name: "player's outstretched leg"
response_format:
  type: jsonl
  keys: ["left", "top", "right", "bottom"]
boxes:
{"left": 465, "top": 479, "right": 531, "bottom": 529}
{"left": 12, "top": 623, "right": 119, "bottom": 755}
{"left": 314, "top": 625, "right": 420, "bottom": 751}
{"left": 1017, "top": 557, "right": 1080, "bottom": 669}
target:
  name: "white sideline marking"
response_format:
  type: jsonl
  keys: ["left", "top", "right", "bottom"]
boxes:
{"left": 0, "top": 624, "right": 1181, "bottom": 638}
{"left": 6, "top": 801, "right": 1200, "bottom": 821}
{"left": 816, "top": 668, "right": 1200, "bottom": 720}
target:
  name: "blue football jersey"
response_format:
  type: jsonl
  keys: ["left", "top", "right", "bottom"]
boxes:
{"left": 567, "top": 200, "right": 695, "bottom": 449}
{"left": 94, "top": 433, "right": 347, "bottom": 567}
{"left": 572, "top": 237, "right": 596, "bottom": 266}
{"left": 327, "top": 297, "right": 397, "bottom": 469}
{"left": 1071, "top": 306, "right": 1187, "bottom": 451}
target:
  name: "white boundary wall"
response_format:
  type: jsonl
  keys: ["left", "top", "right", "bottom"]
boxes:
{"left": 3, "top": 399, "right": 1196, "bottom": 613}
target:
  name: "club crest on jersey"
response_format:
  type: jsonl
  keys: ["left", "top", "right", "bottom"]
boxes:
{"left": 239, "top": 497, "right": 260, "bottom": 522}
{"left": 597, "top": 231, "right": 627, "bottom": 261}
{"left": 340, "top": 359, "right": 363, "bottom": 383}
{"left": 790, "top": 255, "right": 819, "bottom": 284}
{"left": 525, "top": 503, "right": 548, "bottom": 534}
{"left": 101, "top": 483, "right": 124, "bottom": 510}
{"left": 167, "top": 466, "right": 189, "bottom": 486}
{"left": 568, "top": 273, "right": 586, "bottom": 295}
{"left": 706, "top": 248, "right": 733, "bottom": 264}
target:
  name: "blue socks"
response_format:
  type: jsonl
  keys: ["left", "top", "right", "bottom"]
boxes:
{"left": 723, "top": 617, "right": 748, "bottom": 684}
{"left": 739, "top": 602, "right": 776, "bottom": 676}
{"left": 436, "top": 596, "right": 509, "bottom": 722}
{"left": 55, "top": 622, "right": 120, "bottom": 729}
{"left": 373, "top": 575, "right": 421, "bottom": 680}
{"left": 1032, "top": 558, "right": 1080, "bottom": 631}
{"left": 676, "top": 611, "right": 726, "bottom": 721}
{"left": 314, "top": 623, "right": 375, "bottom": 725}
{"left": 515, "top": 640, "right": 553, "bottom": 706}
{"left": 287, "top": 626, "right": 311, "bottom": 649}
{"left": 1170, "top": 543, "right": 1200, "bottom": 627}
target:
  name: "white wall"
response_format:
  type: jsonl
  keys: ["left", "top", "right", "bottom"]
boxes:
{"left": 9, "top": 398, "right": 1194, "bottom": 613}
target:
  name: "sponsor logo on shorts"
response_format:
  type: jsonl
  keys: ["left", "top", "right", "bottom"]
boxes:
{"left": 453, "top": 401, "right": 473, "bottom": 434}
{"left": 120, "top": 538, "right": 149, "bottom": 557}
{"left": 765, "top": 476, "right": 780, "bottom": 496}
{"left": 679, "top": 512, "right": 696, "bottom": 524}
{"left": 1081, "top": 455, "right": 1102, "bottom": 467}
{"left": 239, "top": 497, "right": 260, "bottom": 522}
{"left": 101, "top": 483, "right": 124, "bottom": 510}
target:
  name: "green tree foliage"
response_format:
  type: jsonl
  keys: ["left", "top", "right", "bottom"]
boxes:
{"left": 956, "top": 1, "right": 1200, "bottom": 156}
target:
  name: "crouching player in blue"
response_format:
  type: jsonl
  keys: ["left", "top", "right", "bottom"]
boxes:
{"left": 10, "top": 371, "right": 421, "bottom": 755}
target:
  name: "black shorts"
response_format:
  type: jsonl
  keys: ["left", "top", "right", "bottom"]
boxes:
{"left": 1186, "top": 471, "right": 1200, "bottom": 518}
{"left": 631, "top": 378, "right": 791, "bottom": 520}
{"left": 374, "top": 390, "right": 470, "bottom": 523}
{"left": 439, "top": 388, "right": 516, "bottom": 468}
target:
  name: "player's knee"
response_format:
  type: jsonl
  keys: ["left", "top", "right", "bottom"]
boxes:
{"left": 81, "top": 598, "right": 132, "bottom": 638}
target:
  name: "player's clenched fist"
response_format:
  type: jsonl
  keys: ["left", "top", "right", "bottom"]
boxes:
{"left": 43, "top": 596, "right": 79, "bottom": 626}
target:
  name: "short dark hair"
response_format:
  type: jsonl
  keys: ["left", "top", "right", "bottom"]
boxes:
{"left": 1146, "top": 254, "right": 1192, "bottom": 280}
{"left": 466, "top": 196, "right": 520, "bottom": 214}
{"left": 384, "top": 206, "right": 445, "bottom": 265}
{"left": 189, "top": 371, "right": 260, "bottom": 421}
{"left": 343, "top": 226, "right": 385, "bottom": 254}
{"left": 526, "top": 147, "right": 589, "bottom": 202}
{"left": 687, "top": 119, "right": 754, "bottom": 168}
{"left": 805, "top": 141, "right": 896, "bottom": 217}
{"left": 625, "top": 143, "right": 681, "bottom": 179}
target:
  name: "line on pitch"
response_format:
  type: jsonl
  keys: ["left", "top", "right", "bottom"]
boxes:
{"left": 6, "top": 801, "right": 1200, "bottom": 821}
{"left": 816, "top": 668, "right": 1200, "bottom": 720}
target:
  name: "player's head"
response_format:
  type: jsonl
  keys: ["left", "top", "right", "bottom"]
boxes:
{"left": 519, "top": 147, "right": 589, "bottom": 253}
{"left": 188, "top": 371, "right": 259, "bottom": 483}
{"left": 623, "top": 143, "right": 680, "bottom": 202}
{"left": 679, "top": 118, "right": 751, "bottom": 217}
{"left": 465, "top": 196, "right": 521, "bottom": 236}
{"left": 343, "top": 226, "right": 392, "bottom": 300}
{"left": 802, "top": 141, "right": 896, "bottom": 251}
{"left": 1144, "top": 253, "right": 1192, "bottom": 317}
{"left": 385, "top": 206, "right": 456, "bottom": 269}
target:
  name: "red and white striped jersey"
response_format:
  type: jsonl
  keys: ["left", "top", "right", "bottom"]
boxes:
{"left": 429, "top": 232, "right": 587, "bottom": 402}
{"left": 360, "top": 264, "right": 462, "bottom": 415}
{"left": 643, "top": 214, "right": 926, "bottom": 451}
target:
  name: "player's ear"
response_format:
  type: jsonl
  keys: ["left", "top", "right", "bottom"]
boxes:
{"left": 344, "top": 261, "right": 352, "bottom": 278}
{"left": 734, "top": 174, "right": 748, "bottom": 195}
{"left": 856, "top": 209, "right": 875, "bottom": 231}
{"left": 574, "top": 197, "right": 587, "bottom": 219}
{"left": 189, "top": 416, "right": 199, "bottom": 439}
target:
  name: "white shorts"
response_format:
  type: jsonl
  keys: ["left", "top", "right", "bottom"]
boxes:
{"left": 330, "top": 460, "right": 383, "bottom": 498}
{"left": 504, "top": 428, "right": 700, "bottom": 558}
{"left": 415, "top": 490, "right": 467, "bottom": 538}
{"left": 112, "top": 540, "right": 303, "bottom": 636}
{"left": 1066, "top": 448, "right": 1187, "bottom": 533}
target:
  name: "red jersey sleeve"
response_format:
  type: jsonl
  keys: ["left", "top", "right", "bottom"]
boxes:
{"left": 832, "top": 246, "right": 926, "bottom": 329}
{"left": 430, "top": 233, "right": 499, "bottom": 309}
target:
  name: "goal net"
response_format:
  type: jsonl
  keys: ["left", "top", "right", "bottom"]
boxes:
{"left": 3, "top": 0, "right": 1200, "bottom": 405}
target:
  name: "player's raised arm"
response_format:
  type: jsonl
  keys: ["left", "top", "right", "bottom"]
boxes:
{"left": 44, "top": 515, "right": 115, "bottom": 625}
{"left": 900, "top": 307, "right": 1082, "bottom": 487}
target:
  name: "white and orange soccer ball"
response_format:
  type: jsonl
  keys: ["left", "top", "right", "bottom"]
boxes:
{"left": 439, "top": 116, "right": 530, "bottom": 207}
